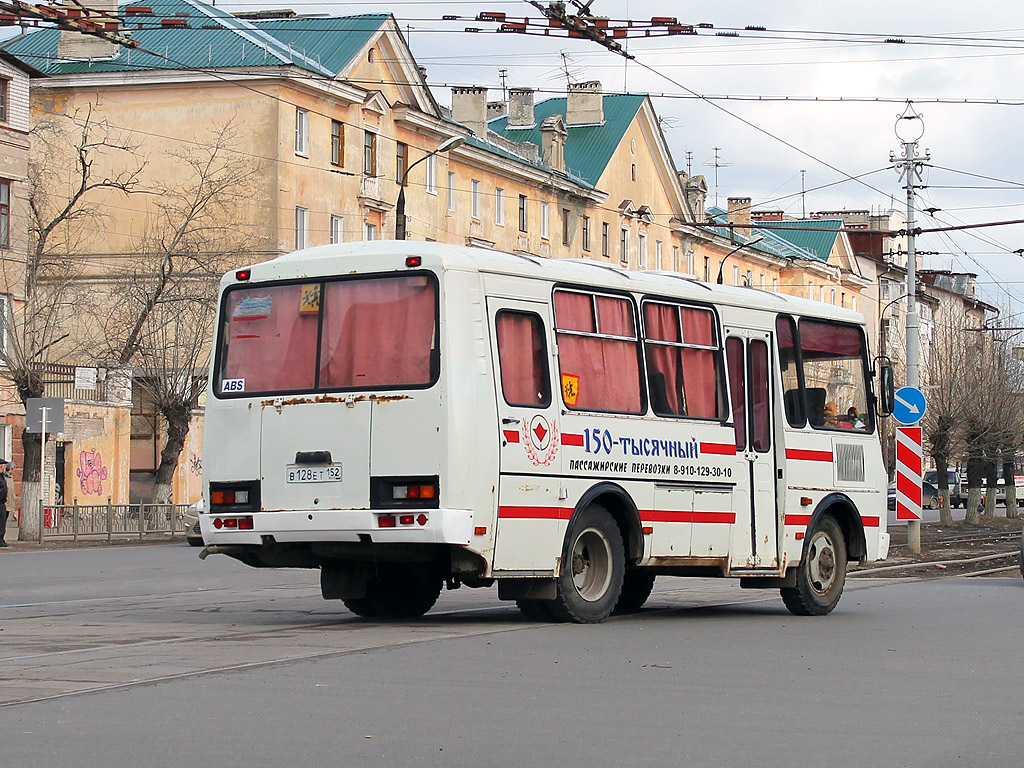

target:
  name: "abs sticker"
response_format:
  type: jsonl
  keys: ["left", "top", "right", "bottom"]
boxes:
{"left": 561, "top": 373, "right": 580, "bottom": 406}
{"left": 222, "top": 378, "right": 246, "bottom": 393}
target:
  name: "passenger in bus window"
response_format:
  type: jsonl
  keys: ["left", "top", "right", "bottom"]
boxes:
{"left": 847, "top": 407, "right": 865, "bottom": 430}
{"left": 824, "top": 401, "right": 838, "bottom": 426}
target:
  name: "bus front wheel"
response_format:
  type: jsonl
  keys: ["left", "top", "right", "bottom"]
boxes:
{"left": 548, "top": 504, "right": 625, "bottom": 624}
{"left": 781, "top": 515, "right": 847, "bottom": 616}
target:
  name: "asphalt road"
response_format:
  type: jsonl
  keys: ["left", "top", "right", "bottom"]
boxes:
{"left": 2, "top": 543, "right": 1022, "bottom": 768}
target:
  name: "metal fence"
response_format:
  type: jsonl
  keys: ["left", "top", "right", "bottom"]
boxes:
{"left": 37, "top": 501, "right": 190, "bottom": 542}
{"left": 34, "top": 362, "right": 110, "bottom": 402}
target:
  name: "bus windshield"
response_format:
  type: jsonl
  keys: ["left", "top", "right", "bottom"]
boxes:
{"left": 215, "top": 273, "right": 438, "bottom": 396}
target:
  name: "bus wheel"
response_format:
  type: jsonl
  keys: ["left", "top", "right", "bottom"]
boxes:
{"left": 517, "top": 600, "right": 557, "bottom": 621}
{"left": 341, "top": 598, "right": 378, "bottom": 618}
{"left": 781, "top": 515, "right": 847, "bottom": 616}
{"left": 614, "top": 570, "right": 656, "bottom": 614}
{"left": 548, "top": 504, "right": 625, "bottom": 624}
{"left": 365, "top": 564, "right": 443, "bottom": 619}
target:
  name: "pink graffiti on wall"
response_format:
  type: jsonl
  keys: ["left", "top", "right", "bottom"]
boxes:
{"left": 77, "top": 449, "right": 109, "bottom": 496}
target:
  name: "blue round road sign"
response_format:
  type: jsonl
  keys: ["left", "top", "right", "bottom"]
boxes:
{"left": 893, "top": 386, "right": 926, "bottom": 425}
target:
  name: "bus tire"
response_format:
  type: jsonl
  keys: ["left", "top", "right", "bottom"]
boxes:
{"left": 365, "top": 564, "right": 443, "bottom": 619}
{"left": 781, "top": 514, "right": 847, "bottom": 616}
{"left": 517, "top": 599, "right": 558, "bottom": 621}
{"left": 614, "top": 570, "right": 656, "bottom": 614}
{"left": 341, "top": 598, "right": 378, "bottom": 618}
{"left": 548, "top": 504, "right": 625, "bottom": 624}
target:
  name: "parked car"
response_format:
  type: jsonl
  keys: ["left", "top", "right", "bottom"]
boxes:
{"left": 183, "top": 498, "right": 204, "bottom": 547}
{"left": 924, "top": 469, "right": 963, "bottom": 508}
{"left": 887, "top": 480, "right": 939, "bottom": 511}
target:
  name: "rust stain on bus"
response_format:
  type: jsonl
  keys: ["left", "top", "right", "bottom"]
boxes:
{"left": 259, "top": 394, "right": 411, "bottom": 407}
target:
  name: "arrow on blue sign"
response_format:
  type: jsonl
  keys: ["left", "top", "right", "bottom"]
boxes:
{"left": 893, "top": 386, "right": 927, "bottom": 425}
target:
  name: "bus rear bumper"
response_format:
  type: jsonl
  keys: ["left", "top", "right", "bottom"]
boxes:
{"left": 200, "top": 508, "right": 473, "bottom": 546}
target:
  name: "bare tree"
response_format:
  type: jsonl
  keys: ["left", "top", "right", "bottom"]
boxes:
{"left": 0, "top": 108, "right": 144, "bottom": 539}
{"left": 102, "top": 121, "right": 266, "bottom": 503}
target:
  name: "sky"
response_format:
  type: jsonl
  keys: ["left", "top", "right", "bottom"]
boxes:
{"left": 39, "top": 1, "right": 1024, "bottom": 316}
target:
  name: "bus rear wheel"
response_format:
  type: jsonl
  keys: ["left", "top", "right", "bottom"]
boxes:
{"left": 548, "top": 504, "right": 625, "bottom": 624}
{"left": 363, "top": 564, "right": 443, "bottom": 619}
{"left": 781, "top": 515, "right": 847, "bottom": 616}
{"left": 614, "top": 570, "right": 656, "bottom": 614}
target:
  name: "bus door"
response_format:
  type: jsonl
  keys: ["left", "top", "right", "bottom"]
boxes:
{"left": 487, "top": 297, "right": 563, "bottom": 571}
{"left": 725, "top": 328, "right": 780, "bottom": 570}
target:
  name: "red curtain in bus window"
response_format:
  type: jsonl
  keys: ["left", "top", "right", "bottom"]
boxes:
{"left": 726, "top": 337, "right": 746, "bottom": 450}
{"left": 223, "top": 284, "right": 318, "bottom": 392}
{"left": 798, "top": 321, "right": 863, "bottom": 357}
{"left": 319, "top": 276, "right": 436, "bottom": 388}
{"left": 680, "top": 307, "right": 718, "bottom": 418}
{"left": 750, "top": 340, "right": 771, "bottom": 452}
{"left": 496, "top": 312, "right": 549, "bottom": 406}
{"left": 643, "top": 303, "right": 682, "bottom": 415}
{"left": 554, "top": 292, "right": 641, "bottom": 413}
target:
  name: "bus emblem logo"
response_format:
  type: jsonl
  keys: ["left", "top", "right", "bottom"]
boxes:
{"left": 523, "top": 414, "right": 559, "bottom": 467}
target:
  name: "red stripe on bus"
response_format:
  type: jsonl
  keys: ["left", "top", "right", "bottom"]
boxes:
{"left": 498, "top": 506, "right": 569, "bottom": 520}
{"left": 896, "top": 440, "right": 921, "bottom": 474}
{"left": 700, "top": 442, "right": 737, "bottom": 455}
{"left": 562, "top": 433, "right": 585, "bottom": 447}
{"left": 861, "top": 516, "right": 880, "bottom": 528}
{"left": 640, "top": 510, "right": 736, "bottom": 524}
{"left": 785, "top": 514, "right": 812, "bottom": 526}
{"left": 786, "top": 449, "right": 834, "bottom": 463}
{"left": 503, "top": 430, "right": 520, "bottom": 443}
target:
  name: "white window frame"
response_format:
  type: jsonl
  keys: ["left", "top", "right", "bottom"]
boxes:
{"left": 638, "top": 233, "right": 648, "bottom": 270}
{"left": 540, "top": 201, "right": 549, "bottom": 239}
{"left": 330, "top": 214, "right": 344, "bottom": 244}
{"left": 448, "top": 172, "right": 456, "bottom": 211}
{"left": 620, "top": 228, "right": 629, "bottom": 265}
{"left": 655, "top": 240, "right": 663, "bottom": 269}
{"left": 424, "top": 154, "right": 438, "bottom": 194}
{"left": 732, "top": 265, "right": 739, "bottom": 286}
{"left": 0, "top": 293, "right": 9, "bottom": 361}
{"left": 495, "top": 187, "right": 505, "bottom": 225}
{"left": 294, "top": 206, "right": 309, "bottom": 250}
{"left": 364, "top": 222, "right": 378, "bottom": 241}
{"left": 672, "top": 245, "right": 679, "bottom": 272}
{"left": 294, "top": 108, "right": 309, "bottom": 157}
{"left": 471, "top": 179, "right": 482, "bottom": 219}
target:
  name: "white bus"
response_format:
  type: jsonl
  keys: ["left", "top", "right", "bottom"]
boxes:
{"left": 201, "top": 241, "right": 893, "bottom": 623}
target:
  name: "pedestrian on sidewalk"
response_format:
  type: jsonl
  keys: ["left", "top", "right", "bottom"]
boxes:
{"left": 0, "top": 458, "right": 10, "bottom": 547}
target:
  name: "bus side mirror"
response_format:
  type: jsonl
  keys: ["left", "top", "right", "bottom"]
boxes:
{"left": 878, "top": 364, "right": 895, "bottom": 417}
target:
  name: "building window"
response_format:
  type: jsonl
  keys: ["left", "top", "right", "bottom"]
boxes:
{"left": 638, "top": 232, "right": 647, "bottom": 269}
{"left": 0, "top": 293, "right": 9, "bottom": 358}
{"left": 364, "top": 222, "right": 378, "bottom": 241}
{"left": 704, "top": 256, "right": 710, "bottom": 282}
{"left": 295, "top": 108, "right": 309, "bottom": 156}
{"left": 0, "top": 80, "right": 7, "bottom": 123}
{"left": 471, "top": 179, "right": 481, "bottom": 219}
{"left": 831, "top": 288, "right": 836, "bottom": 304}
{"left": 495, "top": 188, "right": 505, "bottom": 225}
{"left": 620, "top": 228, "right": 629, "bottom": 265}
{"left": 732, "top": 265, "right": 739, "bottom": 285}
{"left": 655, "top": 240, "right": 663, "bottom": 268}
{"left": 582, "top": 216, "right": 590, "bottom": 251}
{"left": 773, "top": 278, "right": 779, "bottom": 291}
{"left": 519, "top": 195, "right": 528, "bottom": 232}
{"left": 841, "top": 292, "right": 847, "bottom": 308}
{"left": 746, "top": 269, "right": 752, "bottom": 287}
{"left": 562, "top": 208, "right": 571, "bottom": 246}
{"left": 425, "top": 154, "right": 437, "bottom": 194}
{"left": 672, "top": 245, "right": 679, "bottom": 272}
{"left": 759, "top": 273, "right": 766, "bottom": 289}
{"left": 363, "top": 130, "right": 377, "bottom": 175}
{"left": 396, "top": 142, "right": 408, "bottom": 185}
{"left": 602, "top": 223, "right": 609, "bottom": 256}
{"left": 330, "top": 215, "right": 344, "bottom": 244}
{"left": 448, "top": 172, "right": 456, "bottom": 211}
{"left": 330, "top": 120, "right": 343, "bottom": 166}
{"left": 541, "top": 202, "right": 549, "bottom": 238}
{"left": 0, "top": 180, "right": 8, "bottom": 248}
{"left": 294, "top": 206, "right": 308, "bottom": 250}
{"left": 631, "top": 163, "right": 636, "bottom": 182}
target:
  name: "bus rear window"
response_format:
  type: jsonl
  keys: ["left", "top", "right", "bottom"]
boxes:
{"left": 216, "top": 274, "right": 438, "bottom": 396}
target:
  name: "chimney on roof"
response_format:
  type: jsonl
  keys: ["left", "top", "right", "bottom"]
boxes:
{"left": 57, "top": 0, "right": 119, "bottom": 60}
{"left": 566, "top": 81, "right": 603, "bottom": 126}
{"left": 540, "top": 114, "right": 567, "bottom": 172}
{"left": 451, "top": 86, "right": 488, "bottom": 139}
{"left": 487, "top": 100, "right": 507, "bottom": 120}
{"left": 728, "top": 196, "right": 752, "bottom": 238}
{"left": 508, "top": 88, "right": 535, "bottom": 128}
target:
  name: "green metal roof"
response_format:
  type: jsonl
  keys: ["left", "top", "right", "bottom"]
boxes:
{"left": 4, "top": 1, "right": 387, "bottom": 77}
{"left": 703, "top": 207, "right": 841, "bottom": 264}
{"left": 488, "top": 93, "right": 646, "bottom": 188}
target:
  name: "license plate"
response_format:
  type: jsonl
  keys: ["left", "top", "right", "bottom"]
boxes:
{"left": 286, "top": 464, "right": 342, "bottom": 483}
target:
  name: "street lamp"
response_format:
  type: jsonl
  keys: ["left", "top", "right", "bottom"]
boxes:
{"left": 716, "top": 234, "right": 764, "bottom": 285}
{"left": 395, "top": 136, "right": 465, "bottom": 240}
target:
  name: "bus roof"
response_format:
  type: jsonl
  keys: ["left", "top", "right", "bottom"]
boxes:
{"left": 238, "top": 240, "right": 865, "bottom": 325}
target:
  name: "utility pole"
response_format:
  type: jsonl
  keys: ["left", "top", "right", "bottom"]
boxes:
{"left": 892, "top": 102, "right": 930, "bottom": 554}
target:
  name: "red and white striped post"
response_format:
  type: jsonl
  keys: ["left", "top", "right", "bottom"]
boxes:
{"left": 895, "top": 426, "right": 923, "bottom": 521}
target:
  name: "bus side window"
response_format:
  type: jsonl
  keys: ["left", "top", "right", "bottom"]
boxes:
{"left": 776, "top": 315, "right": 805, "bottom": 427}
{"left": 495, "top": 311, "right": 551, "bottom": 407}
{"left": 642, "top": 301, "right": 722, "bottom": 419}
